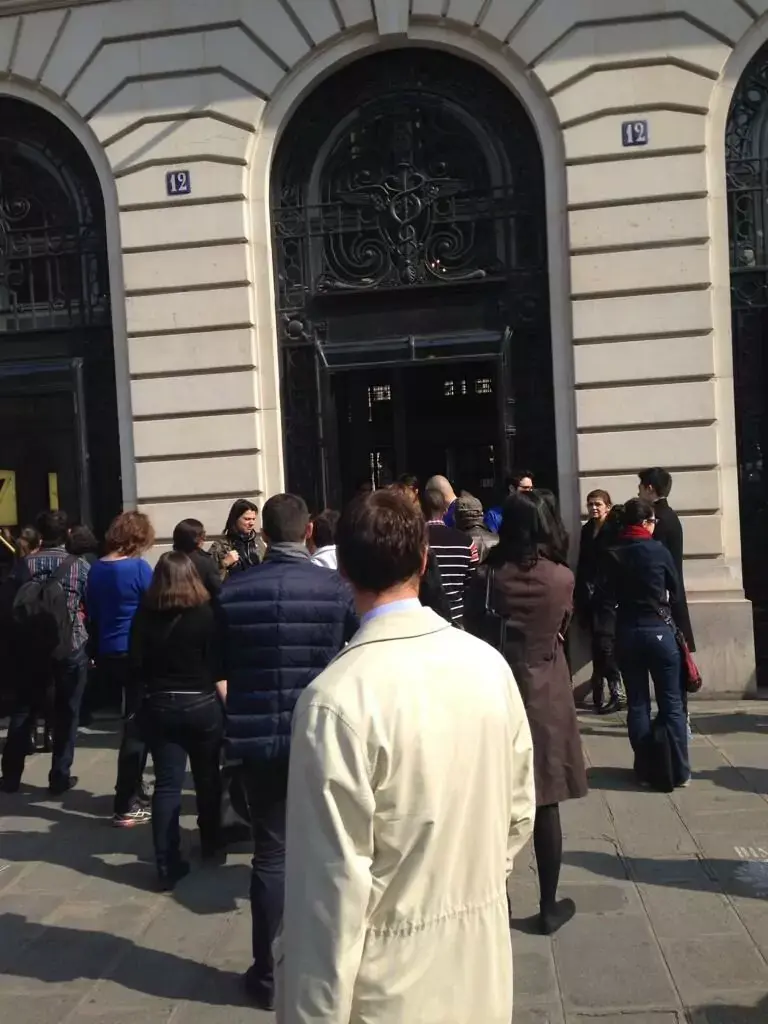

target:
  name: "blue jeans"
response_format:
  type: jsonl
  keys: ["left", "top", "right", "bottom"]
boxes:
{"left": 617, "top": 625, "right": 689, "bottom": 785}
{"left": 2, "top": 647, "right": 88, "bottom": 786}
{"left": 141, "top": 691, "right": 223, "bottom": 869}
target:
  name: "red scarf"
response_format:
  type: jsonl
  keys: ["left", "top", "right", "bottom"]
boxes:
{"left": 620, "top": 525, "right": 653, "bottom": 540}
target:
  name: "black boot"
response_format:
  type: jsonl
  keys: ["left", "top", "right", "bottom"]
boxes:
{"left": 157, "top": 858, "right": 190, "bottom": 892}
{"left": 599, "top": 678, "right": 626, "bottom": 715}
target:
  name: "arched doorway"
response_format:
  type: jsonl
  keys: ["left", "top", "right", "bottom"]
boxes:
{"left": 0, "top": 98, "right": 120, "bottom": 536}
{"left": 271, "top": 49, "right": 554, "bottom": 510}
{"left": 726, "top": 48, "right": 768, "bottom": 674}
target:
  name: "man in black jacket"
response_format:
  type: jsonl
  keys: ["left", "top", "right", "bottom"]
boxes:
{"left": 218, "top": 493, "right": 357, "bottom": 1010}
{"left": 638, "top": 468, "right": 695, "bottom": 650}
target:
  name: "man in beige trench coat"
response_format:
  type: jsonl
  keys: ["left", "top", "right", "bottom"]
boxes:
{"left": 276, "top": 489, "right": 535, "bottom": 1024}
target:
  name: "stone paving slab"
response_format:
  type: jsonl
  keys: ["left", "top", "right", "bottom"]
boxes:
{"left": 3, "top": 703, "right": 768, "bottom": 1022}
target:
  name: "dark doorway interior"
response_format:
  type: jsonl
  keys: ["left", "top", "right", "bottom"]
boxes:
{"left": 0, "top": 99, "right": 120, "bottom": 537}
{"left": 332, "top": 359, "right": 499, "bottom": 505}
{"left": 271, "top": 49, "right": 554, "bottom": 512}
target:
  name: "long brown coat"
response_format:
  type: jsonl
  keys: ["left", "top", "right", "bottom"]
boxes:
{"left": 467, "top": 557, "right": 587, "bottom": 807}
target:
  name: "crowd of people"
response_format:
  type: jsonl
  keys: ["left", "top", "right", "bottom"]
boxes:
{"left": 0, "top": 464, "right": 695, "bottom": 1022}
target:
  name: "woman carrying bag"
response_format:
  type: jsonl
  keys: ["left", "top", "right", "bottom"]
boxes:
{"left": 466, "top": 491, "right": 587, "bottom": 936}
{"left": 594, "top": 498, "right": 689, "bottom": 791}
{"left": 130, "top": 552, "right": 226, "bottom": 890}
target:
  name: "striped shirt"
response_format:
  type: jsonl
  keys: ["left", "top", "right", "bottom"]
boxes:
{"left": 426, "top": 522, "right": 478, "bottom": 626}
{"left": 24, "top": 546, "right": 90, "bottom": 653}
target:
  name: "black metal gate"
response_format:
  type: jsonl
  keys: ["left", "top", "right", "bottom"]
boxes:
{"left": 726, "top": 49, "right": 768, "bottom": 681}
{"left": 271, "top": 49, "right": 553, "bottom": 511}
{"left": 0, "top": 99, "right": 119, "bottom": 533}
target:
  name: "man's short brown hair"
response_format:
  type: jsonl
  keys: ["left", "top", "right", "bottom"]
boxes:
{"left": 337, "top": 489, "right": 426, "bottom": 594}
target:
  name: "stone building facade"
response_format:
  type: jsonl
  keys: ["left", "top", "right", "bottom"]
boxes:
{"left": 1, "top": 0, "right": 768, "bottom": 692}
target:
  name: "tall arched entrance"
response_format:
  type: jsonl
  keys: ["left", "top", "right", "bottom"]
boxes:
{"left": 726, "top": 48, "right": 768, "bottom": 675}
{"left": 271, "top": 49, "right": 554, "bottom": 511}
{"left": 0, "top": 99, "right": 120, "bottom": 535}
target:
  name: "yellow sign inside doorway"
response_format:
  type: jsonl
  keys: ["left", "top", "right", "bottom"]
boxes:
{"left": 0, "top": 470, "right": 18, "bottom": 526}
{"left": 48, "top": 472, "right": 59, "bottom": 511}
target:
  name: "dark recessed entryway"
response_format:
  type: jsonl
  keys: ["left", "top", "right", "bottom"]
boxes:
{"left": 0, "top": 99, "right": 121, "bottom": 536}
{"left": 270, "top": 49, "right": 555, "bottom": 511}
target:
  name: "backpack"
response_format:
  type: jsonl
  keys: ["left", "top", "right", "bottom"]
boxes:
{"left": 11, "top": 556, "right": 78, "bottom": 665}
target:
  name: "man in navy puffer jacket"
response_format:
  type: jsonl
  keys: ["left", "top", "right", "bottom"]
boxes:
{"left": 218, "top": 493, "right": 358, "bottom": 1009}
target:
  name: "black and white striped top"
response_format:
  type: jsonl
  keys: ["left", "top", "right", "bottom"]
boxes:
{"left": 426, "top": 522, "right": 478, "bottom": 626}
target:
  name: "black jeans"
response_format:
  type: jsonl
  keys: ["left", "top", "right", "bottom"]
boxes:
{"left": 241, "top": 758, "right": 289, "bottom": 993}
{"left": 141, "top": 691, "right": 223, "bottom": 869}
{"left": 2, "top": 648, "right": 88, "bottom": 786}
{"left": 107, "top": 655, "right": 149, "bottom": 815}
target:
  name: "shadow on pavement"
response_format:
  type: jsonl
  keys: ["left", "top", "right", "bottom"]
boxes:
{"left": 0, "top": 912, "right": 248, "bottom": 1007}
{"left": 688, "top": 992, "right": 767, "bottom": 1022}
{"left": 689, "top": 711, "right": 768, "bottom": 737}
{"left": 0, "top": 787, "right": 250, "bottom": 911}
{"left": 585, "top": 766, "right": 639, "bottom": 791}
{"left": 694, "top": 765, "right": 768, "bottom": 796}
{"left": 562, "top": 848, "right": 768, "bottom": 901}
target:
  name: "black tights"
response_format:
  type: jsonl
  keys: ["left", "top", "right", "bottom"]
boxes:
{"left": 533, "top": 803, "right": 562, "bottom": 913}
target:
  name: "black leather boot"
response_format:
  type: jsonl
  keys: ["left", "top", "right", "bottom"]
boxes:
{"left": 599, "top": 678, "right": 626, "bottom": 715}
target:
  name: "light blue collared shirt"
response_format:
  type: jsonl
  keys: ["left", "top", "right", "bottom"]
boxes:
{"left": 360, "top": 598, "right": 421, "bottom": 628}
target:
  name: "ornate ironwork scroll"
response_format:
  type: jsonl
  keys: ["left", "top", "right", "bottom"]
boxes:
{"left": 0, "top": 100, "right": 109, "bottom": 333}
{"left": 271, "top": 49, "right": 553, "bottom": 507}
{"left": 727, "top": 48, "right": 768, "bottom": 612}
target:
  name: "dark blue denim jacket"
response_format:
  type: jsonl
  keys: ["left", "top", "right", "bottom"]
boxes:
{"left": 595, "top": 535, "right": 682, "bottom": 636}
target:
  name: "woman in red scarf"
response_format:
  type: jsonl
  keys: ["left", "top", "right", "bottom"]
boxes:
{"left": 594, "top": 499, "right": 689, "bottom": 789}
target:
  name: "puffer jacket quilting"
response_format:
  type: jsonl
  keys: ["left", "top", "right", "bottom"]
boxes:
{"left": 218, "top": 550, "right": 358, "bottom": 762}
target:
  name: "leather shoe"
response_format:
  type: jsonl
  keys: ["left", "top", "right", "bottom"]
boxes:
{"left": 244, "top": 966, "right": 275, "bottom": 1011}
{"left": 157, "top": 859, "right": 190, "bottom": 892}
{"left": 48, "top": 775, "right": 78, "bottom": 796}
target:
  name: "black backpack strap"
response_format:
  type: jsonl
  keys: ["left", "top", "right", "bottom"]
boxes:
{"left": 49, "top": 555, "right": 78, "bottom": 584}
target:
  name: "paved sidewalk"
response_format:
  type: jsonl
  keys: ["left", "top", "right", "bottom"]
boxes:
{"left": 1, "top": 703, "right": 768, "bottom": 1023}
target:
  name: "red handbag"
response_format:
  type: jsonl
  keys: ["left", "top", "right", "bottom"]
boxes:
{"left": 656, "top": 607, "right": 702, "bottom": 694}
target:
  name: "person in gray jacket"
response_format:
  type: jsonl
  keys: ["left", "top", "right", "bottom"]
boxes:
{"left": 455, "top": 492, "right": 499, "bottom": 564}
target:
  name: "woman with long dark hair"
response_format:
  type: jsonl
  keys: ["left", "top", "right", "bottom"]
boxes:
{"left": 466, "top": 491, "right": 587, "bottom": 935}
{"left": 209, "top": 499, "right": 265, "bottom": 579}
{"left": 595, "top": 498, "right": 688, "bottom": 788}
{"left": 132, "top": 552, "right": 225, "bottom": 889}
{"left": 172, "top": 518, "right": 221, "bottom": 598}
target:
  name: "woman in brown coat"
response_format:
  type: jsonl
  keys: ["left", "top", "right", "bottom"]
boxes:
{"left": 467, "top": 491, "right": 587, "bottom": 935}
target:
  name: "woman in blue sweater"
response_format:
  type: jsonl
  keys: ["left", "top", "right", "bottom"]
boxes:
{"left": 86, "top": 511, "right": 155, "bottom": 826}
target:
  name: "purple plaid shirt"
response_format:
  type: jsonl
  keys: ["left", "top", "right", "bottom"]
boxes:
{"left": 24, "top": 545, "right": 90, "bottom": 653}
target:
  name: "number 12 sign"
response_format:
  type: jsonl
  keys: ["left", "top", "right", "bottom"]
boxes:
{"left": 621, "top": 120, "right": 649, "bottom": 147}
{"left": 166, "top": 170, "right": 191, "bottom": 196}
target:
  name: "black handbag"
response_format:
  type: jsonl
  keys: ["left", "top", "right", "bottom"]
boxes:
{"left": 483, "top": 569, "right": 508, "bottom": 653}
{"left": 637, "top": 717, "right": 675, "bottom": 793}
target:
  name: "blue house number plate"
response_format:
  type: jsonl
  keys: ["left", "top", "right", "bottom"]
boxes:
{"left": 621, "top": 120, "right": 649, "bottom": 147}
{"left": 166, "top": 170, "right": 191, "bottom": 196}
